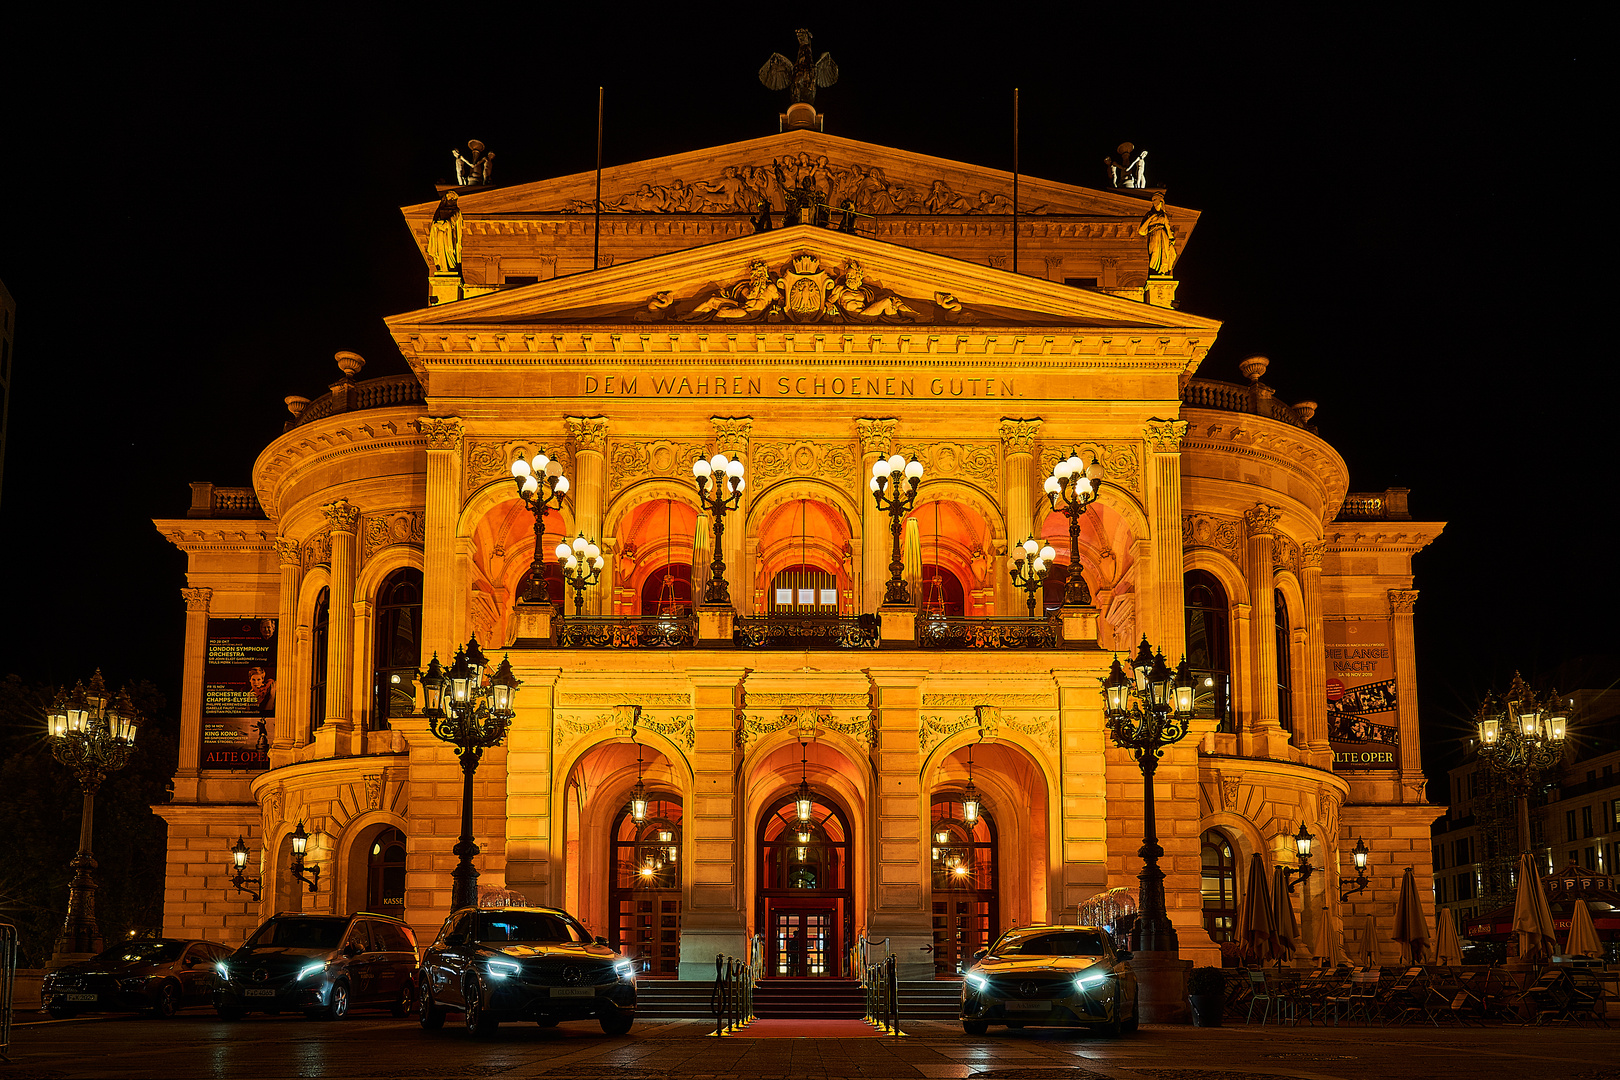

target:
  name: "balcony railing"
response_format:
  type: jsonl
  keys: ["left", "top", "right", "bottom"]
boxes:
{"left": 916, "top": 614, "right": 1060, "bottom": 649}
{"left": 1180, "top": 376, "right": 1315, "bottom": 431}
{"left": 288, "top": 374, "right": 426, "bottom": 429}
{"left": 557, "top": 614, "right": 696, "bottom": 648}
{"left": 735, "top": 614, "right": 878, "bottom": 649}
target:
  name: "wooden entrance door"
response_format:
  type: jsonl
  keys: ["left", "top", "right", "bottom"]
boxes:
{"left": 771, "top": 909, "right": 834, "bottom": 977}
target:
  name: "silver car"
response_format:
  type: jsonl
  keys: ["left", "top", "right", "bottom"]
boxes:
{"left": 960, "top": 924, "right": 1138, "bottom": 1036}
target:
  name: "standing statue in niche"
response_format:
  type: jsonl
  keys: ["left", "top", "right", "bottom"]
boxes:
{"left": 1138, "top": 192, "right": 1178, "bottom": 276}
{"left": 427, "top": 191, "right": 462, "bottom": 273}
{"left": 452, "top": 140, "right": 495, "bottom": 187}
{"left": 758, "top": 29, "right": 839, "bottom": 106}
{"left": 1106, "top": 142, "right": 1148, "bottom": 188}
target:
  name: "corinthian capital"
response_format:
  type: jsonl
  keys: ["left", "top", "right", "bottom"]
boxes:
{"left": 181, "top": 587, "right": 213, "bottom": 612}
{"left": 273, "top": 536, "right": 302, "bottom": 565}
{"left": 321, "top": 499, "right": 361, "bottom": 533}
{"left": 416, "top": 416, "right": 464, "bottom": 452}
{"left": 998, "top": 417, "right": 1043, "bottom": 455}
{"left": 711, "top": 416, "right": 754, "bottom": 455}
{"left": 1142, "top": 417, "right": 1189, "bottom": 453}
{"left": 855, "top": 418, "right": 897, "bottom": 455}
{"left": 1388, "top": 589, "right": 1419, "bottom": 614}
{"left": 1243, "top": 503, "right": 1281, "bottom": 537}
{"left": 566, "top": 415, "right": 610, "bottom": 453}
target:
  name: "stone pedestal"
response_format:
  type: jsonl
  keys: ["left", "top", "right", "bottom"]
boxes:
{"left": 1145, "top": 276, "right": 1179, "bottom": 309}
{"left": 697, "top": 604, "right": 735, "bottom": 644}
{"left": 878, "top": 606, "right": 916, "bottom": 646}
{"left": 512, "top": 601, "right": 553, "bottom": 647}
{"left": 1129, "top": 952, "right": 1192, "bottom": 1024}
{"left": 1059, "top": 605, "right": 1099, "bottom": 645}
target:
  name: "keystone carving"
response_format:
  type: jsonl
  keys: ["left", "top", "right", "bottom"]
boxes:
{"left": 1142, "top": 418, "right": 1189, "bottom": 453}
{"left": 417, "top": 416, "right": 465, "bottom": 453}
{"left": 566, "top": 416, "right": 610, "bottom": 453}
{"left": 998, "top": 418, "right": 1043, "bottom": 455}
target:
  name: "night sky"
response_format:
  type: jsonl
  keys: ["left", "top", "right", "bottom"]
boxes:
{"left": 0, "top": 10, "right": 1605, "bottom": 791}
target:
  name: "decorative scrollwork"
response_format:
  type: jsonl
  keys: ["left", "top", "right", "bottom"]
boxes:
{"left": 557, "top": 616, "right": 696, "bottom": 648}
{"left": 917, "top": 615, "right": 1060, "bottom": 649}
{"left": 735, "top": 615, "right": 878, "bottom": 649}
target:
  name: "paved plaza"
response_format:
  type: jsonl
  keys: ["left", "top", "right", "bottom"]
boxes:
{"left": 2, "top": 1015, "right": 1616, "bottom": 1080}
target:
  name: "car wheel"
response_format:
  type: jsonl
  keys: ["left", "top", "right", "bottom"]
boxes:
{"left": 153, "top": 981, "right": 181, "bottom": 1018}
{"left": 215, "top": 1007, "right": 244, "bottom": 1021}
{"left": 535, "top": 1016, "right": 559, "bottom": 1027}
{"left": 46, "top": 1004, "right": 76, "bottom": 1020}
{"left": 419, "top": 982, "right": 445, "bottom": 1031}
{"left": 962, "top": 1019, "right": 989, "bottom": 1035}
{"left": 598, "top": 1010, "right": 633, "bottom": 1036}
{"left": 390, "top": 981, "right": 413, "bottom": 1019}
{"left": 464, "top": 981, "right": 498, "bottom": 1038}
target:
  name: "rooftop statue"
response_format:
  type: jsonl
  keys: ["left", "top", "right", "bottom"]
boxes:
{"left": 1105, "top": 142, "right": 1148, "bottom": 189}
{"left": 758, "top": 29, "right": 839, "bottom": 106}
{"left": 453, "top": 140, "right": 495, "bottom": 187}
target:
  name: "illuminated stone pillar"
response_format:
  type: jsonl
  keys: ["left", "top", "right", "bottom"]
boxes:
{"left": 322, "top": 499, "right": 360, "bottom": 737}
{"left": 566, "top": 416, "right": 608, "bottom": 614}
{"left": 869, "top": 668, "right": 933, "bottom": 979}
{"left": 419, "top": 418, "right": 463, "bottom": 653}
{"left": 1141, "top": 419, "right": 1188, "bottom": 659}
{"left": 711, "top": 418, "right": 752, "bottom": 612}
{"left": 1389, "top": 589, "right": 1425, "bottom": 797}
{"left": 856, "top": 419, "right": 896, "bottom": 614}
{"left": 1300, "top": 542, "right": 1331, "bottom": 766}
{"left": 999, "top": 418, "right": 1042, "bottom": 616}
{"left": 272, "top": 538, "right": 302, "bottom": 753}
{"left": 679, "top": 668, "right": 748, "bottom": 979}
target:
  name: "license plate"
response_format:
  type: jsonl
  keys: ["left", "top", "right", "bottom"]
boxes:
{"left": 1004, "top": 1000, "right": 1048, "bottom": 1011}
{"left": 64, "top": 994, "right": 98, "bottom": 1002}
{"left": 550, "top": 987, "right": 594, "bottom": 998}
{"left": 244, "top": 989, "right": 277, "bottom": 997}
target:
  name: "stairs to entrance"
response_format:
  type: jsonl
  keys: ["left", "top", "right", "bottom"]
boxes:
{"left": 754, "top": 977, "right": 864, "bottom": 1019}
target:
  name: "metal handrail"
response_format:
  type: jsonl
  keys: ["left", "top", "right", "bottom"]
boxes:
{"left": 862, "top": 953, "right": 901, "bottom": 1035}
{"left": 1, "top": 920, "right": 17, "bottom": 1061}
{"left": 709, "top": 951, "right": 757, "bottom": 1036}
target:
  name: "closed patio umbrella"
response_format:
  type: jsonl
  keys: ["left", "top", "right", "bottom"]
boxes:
{"left": 1433, "top": 906, "right": 1463, "bottom": 967}
{"left": 1392, "top": 865, "right": 1429, "bottom": 964}
{"left": 1566, "top": 897, "right": 1603, "bottom": 959}
{"left": 1272, "top": 865, "right": 1300, "bottom": 959}
{"left": 1237, "top": 853, "right": 1280, "bottom": 963}
{"left": 1513, "top": 853, "right": 1557, "bottom": 963}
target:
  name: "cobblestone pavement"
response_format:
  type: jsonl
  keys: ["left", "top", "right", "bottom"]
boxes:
{"left": 3, "top": 1014, "right": 1616, "bottom": 1080}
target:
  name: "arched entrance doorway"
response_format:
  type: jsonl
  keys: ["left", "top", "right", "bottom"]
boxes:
{"left": 365, "top": 827, "right": 406, "bottom": 912}
{"left": 607, "top": 796, "right": 683, "bottom": 976}
{"left": 930, "top": 795, "right": 997, "bottom": 975}
{"left": 758, "top": 794, "right": 852, "bottom": 977}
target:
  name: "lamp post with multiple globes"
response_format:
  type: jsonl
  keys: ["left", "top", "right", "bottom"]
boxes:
{"left": 510, "top": 450, "right": 570, "bottom": 603}
{"left": 870, "top": 453, "right": 925, "bottom": 605}
{"left": 45, "top": 671, "right": 140, "bottom": 959}
{"left": 692, "top": 453, "right": 745, "bottom": 606}
{"left": 1475, "top": 673, "right": 1568, "bottom": 856}
{"left": 420, "top": 635, "right": 521, "bottom": 912}
{"left": 555, "top": 533, "right": 604, "bottom": 616}
{"left": 1007, "top": 535, "right": 1056, "bottom": 617}
{"left": 1043, "top": 450, "right": 1103, "bottom": 606}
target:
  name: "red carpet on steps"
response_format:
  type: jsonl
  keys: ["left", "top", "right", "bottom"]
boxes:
{"left": 733, "top": 1018, "right": 894, "bottom": 1038}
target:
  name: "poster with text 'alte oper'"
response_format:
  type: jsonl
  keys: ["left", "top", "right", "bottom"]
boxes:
{"left": 1324, "top": 619, "right": 1399, "bottom": 770}
{"left": 201, "top": 617, "right": 276, "bottom": 770}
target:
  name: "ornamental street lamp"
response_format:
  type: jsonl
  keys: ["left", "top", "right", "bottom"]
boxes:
{"left": 555, "top": 533, "right": 604, "bottom": 616}
{"left": 510, "top": 450, "right": 570, "bottom": 603}
{"left": 1339, "top": 838, "right": 1371, "bottom": 902}
{"left": 692, "top": 453, "right": 745, "bottom": 606}
{"left": 870, "top": 453, "right": 924, "bottom": 605}
{"left": 1281, "top": 822, "right": 1315, "bottom": 893}
{"left": 421, "top": 635, "right": 521, "bottom": 911}
{"left": 1475, "top": 673, "right": 1568, "bottom": 855}
{"left": 1100, "top": 636, "right": 1195, "bottom": 955}
{"left": 1043, "top": 450, "right": 1103, "bottom": 606}
{"left": 45, "top": 671, "right": 139, "bottom": 958}
{"left": 1008, "top": 535, "right": 1057, "bottom": 618}
{"left": 289, "top": 820, "right": 321, "bottom": 892}
{"left": 228, "top": 837, "right": 262, "bottom": 901}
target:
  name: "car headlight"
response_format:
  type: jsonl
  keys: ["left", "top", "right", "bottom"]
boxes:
{"left": 965, "top": 972, "right": 989, "bottom": 993}
{"left": 215, "top": 962, "right": 231, "bottom": 981}
{"left": 484, "top": 960, "right": 521, "bottom": 980}
{"left": 614, "top": 959, "right": 636, "bottom": 980}
{"left": 298, "top": 962, "right": 327, "bottom": 981}
{"left": 1074, "top": 970, "right": 1110, "bottom": 993}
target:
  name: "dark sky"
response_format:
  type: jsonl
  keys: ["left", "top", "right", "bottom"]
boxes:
{"left": 0, "top": 10, "right": 1606, "bottom": 790}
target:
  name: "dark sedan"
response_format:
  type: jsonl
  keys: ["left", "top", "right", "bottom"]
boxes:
{"left": 960, "top": 924, "right": 1139, "bottom": 1036}
{"left": 418, "top": 906, "right": 636, "bottom": 1037}
{"left": 42, "top": 938, "right": 232, "bottom": 1018}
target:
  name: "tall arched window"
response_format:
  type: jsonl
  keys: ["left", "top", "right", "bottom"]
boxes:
{"left": 640, "top": 564, "right": 692, "bottom": 617}
{"left": 918, "top": 565, "right": 966, "bottom": 617}
{"left": 1200, "top": 829, "right": 1238, "bottom": 947}
{"left": 1274, "top": 590, "right": 1293, "bottom": 735}
{"left": 373, "top": 568, "right": 424, "bottom": 729}
{"left": 308, "top": 588, "right": 329, "bottom": 734}
{"left": 770, "top": 564, "right": 838, "bottom": 614}
{"left": 1184, "top": 570, "right": 1233, "bottom": 733}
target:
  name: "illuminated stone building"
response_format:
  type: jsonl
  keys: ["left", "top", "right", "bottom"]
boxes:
{"left": 154, "top": 125, "right": 1444, "bottom": 979}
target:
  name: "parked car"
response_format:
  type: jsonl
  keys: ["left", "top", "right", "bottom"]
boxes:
{"left": 42, "top": 937, "right": 232, "bottom": 1018}
{"left": 213, "top": 911, "right": 418, "bottom": 1020}
{"left": 959, "top": 923, "right": 1138, "bottom": 1036}
{"left": 417, "top": 906, "right": 636, "bottom": 1037}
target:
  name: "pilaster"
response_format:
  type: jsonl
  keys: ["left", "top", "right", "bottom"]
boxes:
{"left": 272, "top": 539, "right": 302, "bottom": 752}
{"left": 999, "top": 418, "right": 1042, "bottom": 616}
{"left": 321, "top": 499, "right": 360, "bottom": 741}
{"left": 419, "top": 417, "right": 464, "bottom": 651}
{"left": 1142, "top": 419, "right": 1188, "bottom": 660}
{"left": 566, "top": 416, "right": 609, "bottom": 614}
{"left": 174, "top": 587, "right": 212, "bottom": 802}
{"left": 856, "top": 419, "right": 897, "bottom": 615}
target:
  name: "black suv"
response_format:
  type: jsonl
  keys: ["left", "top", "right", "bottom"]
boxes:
{"left": 213, "top": 912, "right": 419, "bottom": 1020}
{"left": 418, "top": 906, "right": 635, "bottom": 1036}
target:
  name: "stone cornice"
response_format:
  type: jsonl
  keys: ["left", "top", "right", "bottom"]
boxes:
{"left": 1181, "top": 408, "right": 1350, "bottom": 526}
{"left": 155, "top": 520, "right": 277, "bottom": 554}
{"left": 251, "top": 407, "right": 428, "bottom": 523}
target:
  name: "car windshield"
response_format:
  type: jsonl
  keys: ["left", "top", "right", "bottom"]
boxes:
{"left": 245, "top": 918, "right": 347, "bottom": 949}
{"left": 474, "top": 912, "right": 587, "bottom": 945}
{"left": 93, "top": 941, "right": 184, "bottom": 964}
{"left": 991, "top": 929, "right": 1108, "bottom": 958}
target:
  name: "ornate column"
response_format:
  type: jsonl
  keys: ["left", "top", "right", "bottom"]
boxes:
{"left": 272, "top": 538, "right": 303, "bottom": 752}
{"left": 1141, "top": 419, "right": 1188, "bottom": 659}
{"left": 566, "top": 416, "right": 609, "bottom": 613}
{"left": 419, "top": 418, "right": 464, "bottom": 651}
{"left": 856, "top": 419, "right": 897, "bottom": 615}
{"left": 322, "top": 499, "right": 360, "bottom": 736}
{"left": 1244, "top": 504, "right": 1282, "bottom": 735}
{"left": 1300, "top": 541, "right": 1331, "bottom": 765}
{"left": 712, "top": 417, "right": 753, "bottom": 612}
{"left": 1389, "top": 589, "right": 1426, "bottom": 798}
{"left": 999, "top": 418, "right": 1042, "bottom": 616}
{"left": 173, "top": 587, "right": 212, "bottom": 802}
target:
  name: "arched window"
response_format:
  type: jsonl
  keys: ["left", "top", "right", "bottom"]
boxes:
{"left": 918, "top": 564, "right": 966, "bottom": 617}
{"left": 308, "top": 588, "right": 329, "bottom": 733}
{"left": 640, "top": 564, "right": 693, "bottom": 617}
{"left": 1275, "top": 590, "right": 1293, "bottom": 734}
{"left": 366, "top": 827, "right": 407, "bottom": 911}
{"left": 1200, "top": 829, "right": 1238, "bottom": 947}
{"left": 770, "top": 564, "right": 838, "bottom": 614}
{"left": 373, "top": 568, "right": 424, "bottom": 729}
{"left": 1184, "top": 570, "right": 1233, "bottom": 733}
